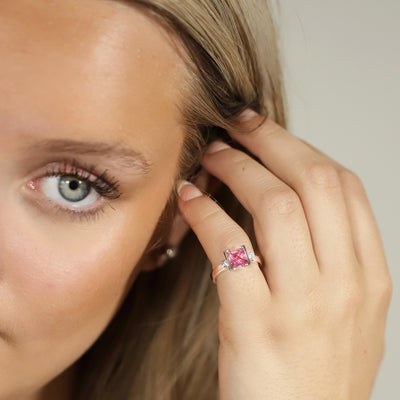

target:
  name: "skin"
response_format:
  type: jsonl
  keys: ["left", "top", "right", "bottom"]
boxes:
{"left": 177, "top": 112, "right": 393, "bottom": 399}
{"left": 0, "top": 1, "right": 392, "bottom": 400}
{"left": 0, "top": 1, "right": 192, "bottom": 399}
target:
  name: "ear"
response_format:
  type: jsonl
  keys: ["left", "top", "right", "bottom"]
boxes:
{"left": 140, "top": 167, "right": 221, "bottom": 272}
{"left": 166, "top": 166, "right": 224, "bottom": 247}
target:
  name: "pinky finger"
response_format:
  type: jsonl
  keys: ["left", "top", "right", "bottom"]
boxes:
{"left": 298, "top": 138, "right": 390, "bottom": 277}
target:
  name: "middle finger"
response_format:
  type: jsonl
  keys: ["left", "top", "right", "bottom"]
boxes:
{"left": 201, "top": 142, "right": 319, "bottom": 298}
{"left": 228, "top": 114, "right": 358, "bottom": 279}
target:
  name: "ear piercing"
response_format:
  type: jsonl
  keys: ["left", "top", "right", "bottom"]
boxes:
{"left": 154, "top": 244, "right": 179, "bottom": 267}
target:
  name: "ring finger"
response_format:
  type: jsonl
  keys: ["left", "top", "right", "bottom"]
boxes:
{"left": 176, "top": 181, "right": 270, "bottom": 344}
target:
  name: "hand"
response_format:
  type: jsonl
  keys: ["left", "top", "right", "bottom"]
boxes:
{"left": 176, "top": 110, "right": 392, "bottom": 400}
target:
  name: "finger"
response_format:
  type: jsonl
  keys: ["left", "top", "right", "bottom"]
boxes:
{"left": 176, "top": 180, "right": 270, "bottom": 345}
{"left": 298, "top": 138, "right": 390, "bottom": 279}
{"left": 228, "top": 112, "right": 358, "bottom": 280}
{"left": 334, "top": 170, "right": 391, "bottom": 280}
{"left": 200, "top": 142, "right": 319, "bottom": 298}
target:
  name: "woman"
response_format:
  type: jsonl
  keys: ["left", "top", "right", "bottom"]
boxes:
{"left": 0, "top": 0, "right": 392, "bottom": 399}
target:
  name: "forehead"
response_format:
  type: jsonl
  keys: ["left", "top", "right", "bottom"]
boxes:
{"left": 0, "top": 0, "right": 188, "bottom": 154}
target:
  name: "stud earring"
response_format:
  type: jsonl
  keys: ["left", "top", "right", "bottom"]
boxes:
{"left": 153, "top": 244, "right": 179, "bottom": 268}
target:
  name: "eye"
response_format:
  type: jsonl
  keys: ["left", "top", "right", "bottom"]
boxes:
{"left": 25, "top": 158, "right": 122, "bottom": 221}
{"left": 41, "top": 175, "right": 100, "bottom": 208}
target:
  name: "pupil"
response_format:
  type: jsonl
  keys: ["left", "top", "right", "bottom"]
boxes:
{"left": 69, "top": 180, "right": 79, "bottom": 190}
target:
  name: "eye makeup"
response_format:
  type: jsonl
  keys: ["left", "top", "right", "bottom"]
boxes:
{"left": 25, "top": 157, "right": 123, "bottom": 222}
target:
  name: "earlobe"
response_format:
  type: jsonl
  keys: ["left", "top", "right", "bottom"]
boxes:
{"left": 140, "top": 202, "right": 190, "bottom": 272}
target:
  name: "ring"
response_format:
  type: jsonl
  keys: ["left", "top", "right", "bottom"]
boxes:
{"left": 210, "top": 244, "right": 262, "bottom": 284}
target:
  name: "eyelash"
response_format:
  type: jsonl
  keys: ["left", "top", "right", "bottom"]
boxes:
{"left": 36, "top": 158, "right": 122, "bottom": 222}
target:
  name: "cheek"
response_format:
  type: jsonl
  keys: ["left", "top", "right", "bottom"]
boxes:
{"left": 2, "top": 198, "right": 158, "bottom": 354}
{"left": 0, "top": 192, "right": 164, "bottom": 398}
{"left": 0, "top": 167, "right": 174, "bottom": 396}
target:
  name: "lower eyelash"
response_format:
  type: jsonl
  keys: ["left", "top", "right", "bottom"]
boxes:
{"left": 52, "top": 200, "right": 115, "bottom": 223}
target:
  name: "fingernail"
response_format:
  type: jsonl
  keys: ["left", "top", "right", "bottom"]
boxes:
{"left": 236, "top": 108, "right": 258, "bottom": 123}
{"left": 205, "top": 140, "right": 231, "bottom": 154}
{"left": 176, "top": 180, "right": 203, "bottom": 201}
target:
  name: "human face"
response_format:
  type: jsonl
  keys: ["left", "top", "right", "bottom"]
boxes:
{"left": 0, "top": 0, "right": 188, "bottom": 398}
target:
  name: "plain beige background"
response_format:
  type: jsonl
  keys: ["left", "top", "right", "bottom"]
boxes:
{"left": 274, "top": 1, "right": 399, "bottom": 398}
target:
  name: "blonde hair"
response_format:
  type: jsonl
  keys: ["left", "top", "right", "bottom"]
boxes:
{"left": 74, "top": 1, "right": 288, "bottom": 399}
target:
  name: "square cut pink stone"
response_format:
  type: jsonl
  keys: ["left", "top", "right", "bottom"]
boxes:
{"left": 226, "top": 247, "right": 248, "bottom": 268}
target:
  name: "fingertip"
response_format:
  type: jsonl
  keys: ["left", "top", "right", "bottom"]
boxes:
{"left": 176, "top": 180, "right": 203, "bottom": 202}
{"left": 236, "top": 108, "right": 259, "bottom": 123}
{"left": 231, "top": 108, "right": 267, "bottom": 133}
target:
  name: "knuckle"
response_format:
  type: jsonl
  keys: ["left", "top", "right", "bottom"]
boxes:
{"left": 374, "top": 273, "right": 393, "bottom": 305}
{"left": 190, "top": 207, "right": 221, "bottom": 230}
{"left": 303, "top": 162, "right": 341, "bottom": 189}
{"left": 260, "top": 187, "right": 301, "bottom": 217}
{"left": 339, "top": 169, "right": 366, "bottom": 197}
{"left": 384, "top": 275, "right": 394, "bottom": 301}
{"left": 339, "top": 168, "right": 363, "bottom": 187}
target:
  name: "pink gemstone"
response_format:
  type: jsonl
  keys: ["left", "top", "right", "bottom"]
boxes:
{"left": 226, "top": 247, "right": 248, "bottom": 268}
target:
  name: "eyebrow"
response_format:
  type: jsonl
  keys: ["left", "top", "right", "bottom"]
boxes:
{"left": 26, "top": 138, "right": 153, "bottom": 175}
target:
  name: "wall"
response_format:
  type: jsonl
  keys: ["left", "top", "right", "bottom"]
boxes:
{"left": 275, "top": 1, "right": 400, "bottom": 398}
